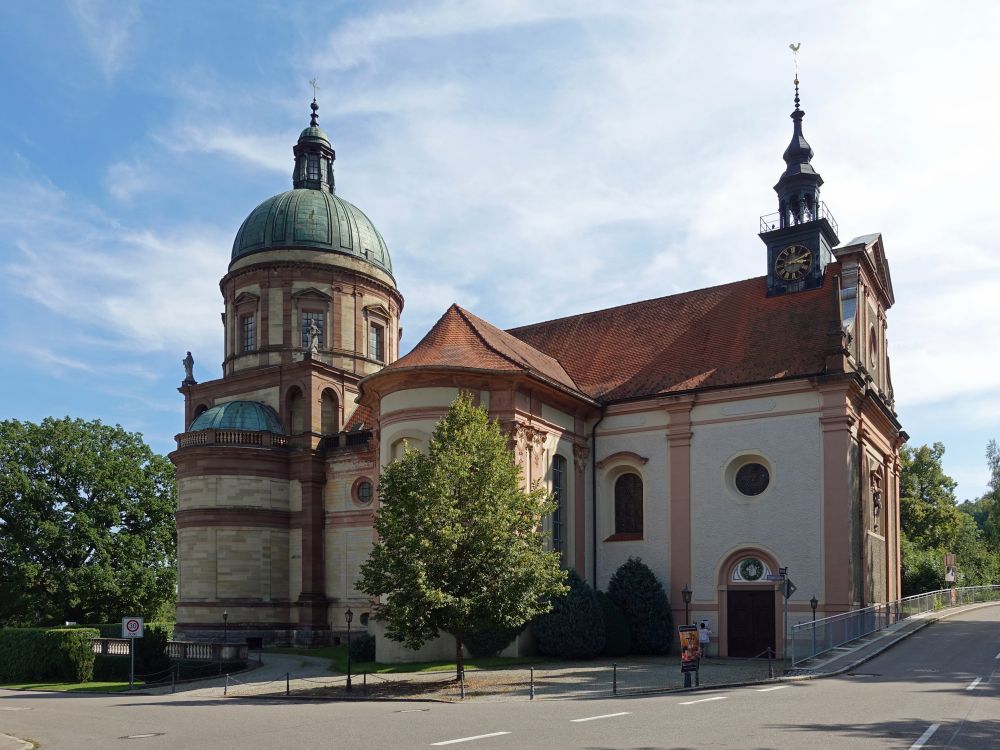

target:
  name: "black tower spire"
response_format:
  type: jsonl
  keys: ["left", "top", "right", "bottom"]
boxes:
{"left": 759, "top": 61, "right": 839, "bottom": 296}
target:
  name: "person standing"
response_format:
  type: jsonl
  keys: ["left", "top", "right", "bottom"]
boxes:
{"left": 698, "top": 621, "right": 712, "bottom": 658}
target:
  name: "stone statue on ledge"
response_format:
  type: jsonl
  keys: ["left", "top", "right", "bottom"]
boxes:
{"left": 182, "top": 351, "right": 197, "bottom": 385}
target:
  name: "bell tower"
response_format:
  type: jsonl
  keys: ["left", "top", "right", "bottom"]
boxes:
{"left": 759, "top": 73, "right": 840, "bottom": 295}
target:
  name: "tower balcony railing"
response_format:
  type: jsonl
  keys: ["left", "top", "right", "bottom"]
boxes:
{"left": 175, "top": 429, "right": 290, "bottom": 450}
{"left": 759, "top": 201, "right": 838, "bottom": 236}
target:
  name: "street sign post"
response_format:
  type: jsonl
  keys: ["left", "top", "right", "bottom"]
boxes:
{"left": 122, "top": 617, "right": 144, "bottom": 688}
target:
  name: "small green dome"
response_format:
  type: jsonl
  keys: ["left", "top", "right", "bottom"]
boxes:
{"left": 298, "top": 125, "right": 330, "bottom": 144}
{"left": 189, "top": 401, "right": 284, "bottom": 433}
{"left": 231, "top": 189, "right": 393, "bottom": 277}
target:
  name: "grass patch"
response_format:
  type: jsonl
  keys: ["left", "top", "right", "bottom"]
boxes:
{"left": 0, "top": 681, "right": 139, "bottom": 693}
{"left": 267, "top": 645, "right": 553, "bottom": 675}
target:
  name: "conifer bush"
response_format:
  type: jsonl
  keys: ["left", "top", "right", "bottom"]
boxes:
{"left": 464, "top": 625, "right": 522, "bottom": 658}
{"left": 606, "top": 557, "right": 673, "bottom": 655}
{"left": 349, "top": 632, "right": 376, "bottom": 662}
{"left": 531, "top": 570, "right": 606, "bottom": 659}
{"left": 595, "top": 590, "right": 632, "bottom": 657}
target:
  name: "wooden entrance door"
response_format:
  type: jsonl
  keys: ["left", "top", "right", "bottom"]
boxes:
{"left": 727, "top": 589, "right": 775, "bottom": 658}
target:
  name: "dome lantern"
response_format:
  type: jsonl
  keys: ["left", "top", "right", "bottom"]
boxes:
{"left": 292, "top": 96, "right": 335, "bottom": 193}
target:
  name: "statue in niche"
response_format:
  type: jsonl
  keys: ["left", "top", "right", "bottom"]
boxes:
{"left": 870, "top": 470, "right": 883, "bottom": 532}
{"left": 182, "top": 351, "right": 196, "bottom": 385}
{"left": 307, "top": 321, "right": 321, "bottom": 354}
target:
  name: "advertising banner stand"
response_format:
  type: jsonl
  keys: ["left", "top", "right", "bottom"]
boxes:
{"left": 679, "top": 625, "right": 700, "bottom": 687}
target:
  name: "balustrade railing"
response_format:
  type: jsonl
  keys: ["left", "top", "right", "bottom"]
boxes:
{"left": 175, "top": 430, "right": 289, "bottom": 450}
{"left": 92, "top": 638, "right": 248, "bottom": 662}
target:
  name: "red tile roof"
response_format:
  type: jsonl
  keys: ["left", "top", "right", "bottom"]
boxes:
{"left": 383, "top": 275, "right": 839, "bottom": 404}
{"left": 345, "top": 403, "right": 373, "bottom": 431}
{"left": 383, "top": 304, "right": 581, "bottom": 393}
{"left": 508, "top": 274, "right": 839, "bottom": 401}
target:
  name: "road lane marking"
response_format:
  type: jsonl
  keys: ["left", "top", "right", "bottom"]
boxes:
{"left": 966, "top": 677, "right": 982, "bottom": 691}
{"left": 678, "top": 696, "right": 727, "bottom": 705}
{"left": 756, "top": 685, "right": 789, "bottom": 692}
{"left": 995, "top": 651, "right": 1000, "bottom": 660}
{"left": 909, "top": 723, "right": 939, "bottom": 749}
{"left": 570, "top": 712, "right": 631, "bottom": 723}
{"left": 431, "top": 732, "right": 511, "bottom": 745}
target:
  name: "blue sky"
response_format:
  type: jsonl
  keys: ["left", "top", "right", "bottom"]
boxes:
{"left": 1, "top": 1, "right": 997, "bottom": 500}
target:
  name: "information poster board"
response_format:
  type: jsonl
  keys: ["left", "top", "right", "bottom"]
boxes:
{"left": 678, "top": 625, "right": 700, "bottom": 673}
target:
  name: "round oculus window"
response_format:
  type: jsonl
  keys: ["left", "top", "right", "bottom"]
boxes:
{"left": 735, "top": 463, "right": 770, "bottom": 496}
{"left": 355, "top": 480, "right": 374, "bottom": 505}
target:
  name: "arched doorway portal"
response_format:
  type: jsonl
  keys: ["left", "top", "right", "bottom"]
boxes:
{"left": 718, "top": 550, "right": 781, "bottom": 658}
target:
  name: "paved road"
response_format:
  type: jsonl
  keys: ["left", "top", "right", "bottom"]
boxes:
{"left": 1, "top": 605, "right": 997, "bottom": 749}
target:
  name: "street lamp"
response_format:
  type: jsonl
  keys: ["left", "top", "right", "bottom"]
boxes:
{"left": 681, "top": 584, "right": 692, "bottom": 626}
{"left": 345, "top": 608, "right": 354, "bottom": 693}
{"left": 222, "top": 610, "right": 229, "bottom": 644}
{"left": 809, "top": 596, "right": 818, "bottom": 657}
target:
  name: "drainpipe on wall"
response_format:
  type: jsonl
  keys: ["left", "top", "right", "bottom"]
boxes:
{"left": 590, "top": 412, "right": 606, "bottom": 587}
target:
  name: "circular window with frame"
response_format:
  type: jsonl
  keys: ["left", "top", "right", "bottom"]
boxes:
{"left": 725, "top": 455, "right": 773, "bottom": 499}
{"left": 352, "top": 478, "right": 374, "bottom": 506}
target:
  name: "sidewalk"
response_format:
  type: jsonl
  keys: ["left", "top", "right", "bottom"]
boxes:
{"left": 787, "top": 600, "right": 999, "bottom": 678}
{"left": 132, "top": 601, "right": 997, "bottom": 702}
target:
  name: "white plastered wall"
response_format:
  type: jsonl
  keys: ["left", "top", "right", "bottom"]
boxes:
{"left": 690, "top": 392, "right": 823, "bottom": 606}
{"left": 594, "top": 407, "right": 669, "bottom": 589}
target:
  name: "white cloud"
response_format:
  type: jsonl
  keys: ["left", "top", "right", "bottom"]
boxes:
{"left": 105, "top": 160, "right": 152, "bottom": 201}
{"left": 68, "top": 0, "right": 141, "bottom": 83}
{"left": 158, "top": 123, "right": 290, "bottom": 174}
{"left": 313, "top": 0, "right": 624, "bottom": 71}
{"left": 1, "top": 176, "right": 226, "bottom": 357}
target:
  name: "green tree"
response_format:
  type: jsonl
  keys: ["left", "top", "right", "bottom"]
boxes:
{"left": 356, "top": 394, "right": 567, "bottom": 679}
{"left": 899, "top": 443, "right": 967, "bottom": 550}
{"left": 899, "top": 442, "right": 1000, "bottom": 594}
{"left": 0, "top": 417, "right": 176, "bottom": 626}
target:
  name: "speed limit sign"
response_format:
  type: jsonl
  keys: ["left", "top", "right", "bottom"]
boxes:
{"left": 122, "top": 617, "right": 144, "bottom": 639}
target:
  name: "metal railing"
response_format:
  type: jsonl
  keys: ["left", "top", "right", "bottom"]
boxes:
{"left": 759, "top": 200, "right": 838, "bottom": 236}
{"left": 790, "top": 585, "right": 1000, "bottom": 667}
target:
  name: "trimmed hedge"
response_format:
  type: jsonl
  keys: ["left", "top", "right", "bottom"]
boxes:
{"left": 531, "top": 570, "right": 606, "bottom": 659}
{"left": 79, "top": 622, "right": 175, "bottom": 639}
{"left": 606, "top": 557, "right": 674, "bottom": 655}
{"left": 0, "top": 628, "right": 99, "bottom": 683}
{"left": 595, "top": 590, "right": 631, "bottom": 657}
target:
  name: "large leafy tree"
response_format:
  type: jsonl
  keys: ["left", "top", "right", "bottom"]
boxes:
{"left": 357, "top": 394, "right": 567, "bottom": 679}
{"left": 900, "top": 442, "right": 999, "bottom": 593}
{"left": 0, "top": 417, "right": 176, "bottom": 626}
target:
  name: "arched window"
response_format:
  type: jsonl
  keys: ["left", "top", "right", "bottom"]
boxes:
{"left": 320, "top": 390, "right": 339, "bottom": 435}
{"left": 614, "top": 473, "right": 643, "bottom": 535}
{"left": 551, "top": 455, "right": 567, "bottom": 555}
{"left": 287, "top": 387, "right": 304, "bottom": 435}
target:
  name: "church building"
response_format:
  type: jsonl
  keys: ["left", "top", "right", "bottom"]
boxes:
{"left": 171, "top": 79, "right": 905, "bottom": 659}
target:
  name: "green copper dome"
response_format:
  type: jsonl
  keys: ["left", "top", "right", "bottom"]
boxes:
{"left": 298, "top": 125, "right": 330, "bottom": 144}
{"left": 188, "top": 401, "right": 284, "bottom": 433}
{"left": 231, "top": 189, "right": 393, "bottom": 275}
{"left": 231, "top": 99, "right": 394, "bottom": 278}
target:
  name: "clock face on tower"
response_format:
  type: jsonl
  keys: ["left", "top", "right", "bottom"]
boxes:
{"left": 774, "top": 244, "right": 812, "bottom": 281}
